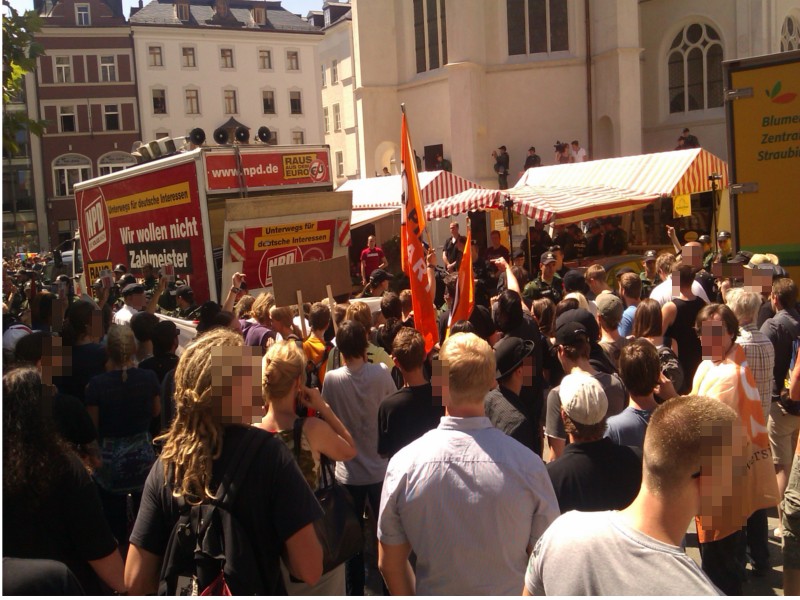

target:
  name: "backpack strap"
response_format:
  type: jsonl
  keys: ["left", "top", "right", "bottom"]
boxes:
{"left": 214, "top": 428, "right": 267, "bottom": 508}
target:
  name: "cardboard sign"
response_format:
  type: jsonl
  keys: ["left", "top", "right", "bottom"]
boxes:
{"left": 271, "top": 255, "right": 351, "bottom": 306}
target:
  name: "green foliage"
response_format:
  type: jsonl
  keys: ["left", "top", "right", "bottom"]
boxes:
{"left": 3, "top": 0, "right": 45, "bottom": 156}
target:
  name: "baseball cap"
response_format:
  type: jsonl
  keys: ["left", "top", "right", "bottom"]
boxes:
{"left": 615, "top": 267, "right": 635, "bottom": 278}
{"left": 370, "top": 269, "right": 392, "bottom": 285}
{"left": 595, "top": 292, "right": 624, "bottom": 322}
{"left": 113, "top": 263, "right": 127, "bottom": 273}
{"left": 118, "top": 273, "right": 136, "bottom": 287}
{"left": 563, "top": 269, "right": 588, "bottom": 294}
{"left": 556, "top": 308, "right": 599, "bottom": 343}
{"left": 493, "top": 336, "right": 535, "bottom": 380}
{"left": 717, "top": 230, "right": 731, "bottom": 241}
{"left": 175, "top": 285, "right": 194, "bottom": 300}
{"left": 555, "top": 320, "right": 589, "bottom": 347}
{"left": 540, "top": 252, "right": 556, "bottom": 265}
{"left": 512, "top": 249, "right": 525, "bottom": 260}
{"left": 560, "top": 372, "right": 608, "bottom": 426}
{"left": 644, "top": 250, "right": 658, "bottom": 261}
{"left": 122, "top": 283, "right": 145, "bottom": 296}
{"left": 697, "top": 235, "right": 711, "bottom": 245}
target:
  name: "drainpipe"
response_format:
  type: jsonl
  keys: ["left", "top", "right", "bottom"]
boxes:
{"left": 584, "top": 0, "right": 593, "bottom": 158}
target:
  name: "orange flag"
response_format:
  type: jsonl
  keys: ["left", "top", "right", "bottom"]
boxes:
{"left": 400, "top": 107, "right": 438, "bottom": 353}
{"left": 448, "top": 223, "right": 474, "bottom": 331}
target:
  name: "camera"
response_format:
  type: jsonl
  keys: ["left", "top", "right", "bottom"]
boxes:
{"left": 554, "top": 141, "right": 568, "bottom": 153}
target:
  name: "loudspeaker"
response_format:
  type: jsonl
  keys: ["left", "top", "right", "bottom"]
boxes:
{"left": 235, "top": 126, "right": 250, "bottom": 143}
{"left": 132, "top": 145, "right": 153, "bottom": 164}
{"left": 213, "top": 128, "right": 229, "bottom": 144}
{"left": 256, "top": 126, "right": 271, "bottom": 143}
{"left": 147, "top": 140, "right": 163, "bottom": 158}
{"left": 188, "top": 128, "right": 206, "bottom": 146}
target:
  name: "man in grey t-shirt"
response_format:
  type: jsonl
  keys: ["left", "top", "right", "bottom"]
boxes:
{"left": 524, "top": 395, "right": 738, "bottom": 596}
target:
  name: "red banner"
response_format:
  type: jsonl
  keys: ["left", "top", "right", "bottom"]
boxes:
{"left": 449, "top": 225, "right": 474, "bottom": 329}
{"left": 238, "top": 219, "right": 336, "bottom": 288}
{"left": 204, "top": 148, "right": 331, "bottom": 193}
{"left": 400, "top": 110, "right": 438, "bottom": 353}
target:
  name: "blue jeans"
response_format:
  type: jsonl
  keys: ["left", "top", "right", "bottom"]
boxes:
{"left": 342, "top": 482, "right": 385, "bottom": 596}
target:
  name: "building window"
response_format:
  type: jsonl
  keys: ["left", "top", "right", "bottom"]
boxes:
{"left": 667, "top": 23, "right": 723, "bottom": 113}
{"left": 333, "top": 103, "right": 341, "bottom": 131}
{"left": 507, "top": 0, "right": 568, "bottom": 56}
{"left": 323, "top": 106, "right": 329, "bottom": 134}
{"left": 414, "top": 0, "right": 448, "bottom": 73}
{"left": 100, "top": 55, "right": 117, "bottom": 82}
{"left": 224, "top": 89, "right": 238, "bottom": 114}
{"left": 292, "top": 130, "right": 305, "bottom": 145}
{"left": 177, "top": 1, "right": 189, "bottom": 21}
{"left": 75, "top": 4, "right": 90, "bottom": 25}
{"left": 286, "top": 50, "right": 299, "bottom": 71}
{"left": 321, "top": 63, "right": 326, "bottom": 87}
{"left": 59, "top": 105, "right": 76, "bottom": 132}
{"left": 781, "top": 15, "right": 800, "bottom": 51}
{"left": 182, "top": 47, "right": 196, "bottom": 68}
{"left": 335, "top": 151, "right": 344, "bottom": 177}
{"left": 290, "top": 91, "right": 302, "bottom": 115}
{"left": 53, "top": 154, "right": 91, "bottom": 196}
{"left": 220, "top": 48, "right": 234, "bottom": 69}
{"left": 331, "top": 59, "right": 339, "bottom": 83}
{"left": 152, "top": 89, "right": 167, "bottom": 114}
{"left": 155, "top": 131, "right": 169, "bottom": 139}
{"left": 262, "top": 90, "right": 275, "bottom": 114}
{"left": 258, "top": 49, "right": 272, "bottom": 70}
{"left": 253, "top": 6, "right": 265, "bottom": 24}
{"left": 104, "top": 104, "right": 120, "bottom": 130}
{"left": 185, "top": 89, "right": 200, "bottom": 114}
{"left": 55, "top": 56, "right": 72, "bottom": 83}
{"left": 99, "top": 151, "right": 136, "bottom": 176}
{"left": 148, "top": 46, "right": 163, "bottom": 67}
{"left": 268, "top": 130, "right": 278, "bottom": 145}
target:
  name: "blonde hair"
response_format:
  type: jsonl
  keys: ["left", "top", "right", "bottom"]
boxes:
{"left": 157, "top": 328, "right": 244, "bottom": 503}
{"left": 235, "top": 295, "right": 255, "bottom": 319}
{"left": 564, "top": 292, "right": 591, "bottom": 312}
{"left": 262, "top": 341, "right": 305, "bottom": 404}
{"left": 725, "top": 288, "right": 762, "bottom": 324}
{"left": 439, "top": 332, "right": 495, "bottom": 406}
{"left": 106, "top": 324, "right": 136, "bottom": 382}
{"left": 345, "top": 301, "right": 373, "bottom": 332}
{"left": 251, "top": 292, "right": 275, "bottom": 324}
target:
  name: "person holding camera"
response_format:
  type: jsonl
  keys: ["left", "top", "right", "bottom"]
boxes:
{"left": 492, "top": 145, "right": 510, "bottom": 189}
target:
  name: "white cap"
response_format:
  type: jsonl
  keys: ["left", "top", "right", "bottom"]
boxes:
{"left": 560, "top": 372, "right": 609, "bottom": 426}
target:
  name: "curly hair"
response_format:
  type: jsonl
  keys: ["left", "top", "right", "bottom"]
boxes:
{"left": 3, "top": 367, "right": 69, "bottom": 508}
{"left": 157, "top": 327, "right": 245, "bottom": 503}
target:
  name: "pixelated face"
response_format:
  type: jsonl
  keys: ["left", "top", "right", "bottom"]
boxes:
{"left": 490, "top": 231, "right": 501, "bottom": 245}
{"left": 450, "top": 223, "right": 459, "bottom": 234}
{"left": 211, "top": 346, "right": 263, "bottom": 424}
{"left": 129, "top": 291, "right": 146, "bottom": 310}
{"left": 718, "top": 238, "right": 732, "bottom": 252}
{"left": 682, "top": 245, "right": 702, "bottom": 269}
{"left": 699, "top": 315, "right": 731, "bottom": 361}
{"left": 513, "top": 256, "right": 525, "bottom": 267}
{"left": 696, "top": 419, "right": 749, "bottom": 532}
{"left": 368, "top": 236, "right": 376, "bottom": 248}
{"left": 743, "top": 268, "right": 773, "bottom": 296}
{"left": 40, "top": 336, "right": 71, "bottom": 384}
{"left": 431, "top": 357, "right": 449, "bottom": 407}
{"left": 520, "top": 355, "right": 535, "bottom": 387}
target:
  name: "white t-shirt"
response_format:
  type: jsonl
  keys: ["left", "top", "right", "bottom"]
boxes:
{"left": 112, "top": 303, "right": 139, "bottom": 326}
{"left": 572, "top": 147, "right": 587, "bottom": 162}
{"left": 525, "top": 510, "right": 720, "bottom": 595}
{"left": 649, "top": 278, "right": 710, "bottom": 306}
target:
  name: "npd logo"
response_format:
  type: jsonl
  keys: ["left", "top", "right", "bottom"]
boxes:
{"left": 78, "top": 188, "right": 111, "bottom": 260}
{"left": 259, "top": 247, "right": 301, "bottom": 287}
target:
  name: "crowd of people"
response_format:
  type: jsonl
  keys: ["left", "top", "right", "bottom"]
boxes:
{"left": 3, "top": 216, "right": 800, "bottom": 596}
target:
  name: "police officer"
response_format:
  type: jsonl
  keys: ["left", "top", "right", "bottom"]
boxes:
{"left": 714, "top": 230, "right": 733, "bottom": 263}
{"left": 699, "top": 235, "right": 714, "bottom": 271}
{"left": 639, "top": 250, "right": 658, "bottom": 298}
{"left": 172, "top": 285, "right": 200, "bottom": 319}
{"left": 522, "top": 251, "right": 564, "bottom": 304}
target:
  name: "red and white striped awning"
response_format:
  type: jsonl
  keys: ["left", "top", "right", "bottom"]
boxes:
{"left": 336, "top": 170, "right": 481, "bottom": 209}
{"left": 425, "top": 185, "right": 659, "bottom": 225}
{"left": 515, "top": 148, "right": 728, "bottom": 196}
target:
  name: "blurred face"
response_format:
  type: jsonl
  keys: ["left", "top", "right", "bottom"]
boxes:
{"left": 718, "top": 238, "right": 732, "bottom": 253}
{"left": 682, "top": 244, "right": 703, "bottom": 269}
{"left": 697, "top": 419, "right": 749, "bottom": 532}
{"left": 214, "top": 346, "right": 263, "bottom": 425}
{"left": 699, "top": 314, "right": 734, "bottom": 362}
{"left": 643, "top": 259, "right": 655, "bottom": 273}
{"left": 368, "top": 236, "right": 376, "bottom": 249}
{"left": 450, "top": 224, "right": 459, "bottom": 237}
{"left": 128, "top": 291, "right": 146, "bottom": 309}
{"left": 490, "top": 232, "right": 501, "bottom": 247}
{"left": 513, "top": 255, "right": 525, "bottom": 267}
{"left": 541, "top": 261, "right": 556, "bottom": 280}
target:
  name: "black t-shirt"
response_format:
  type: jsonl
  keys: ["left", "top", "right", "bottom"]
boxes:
{"left": 377, "top": 383, "right": 444, "bottom": 459}
{"left": 484, "top": 385, "right": 540, "bottom": 454}
{"left": 85, "top": 368, "right": 160, "bottom": 438}
{"left": 129, "top": 425, "right": 323, "bottom": 595}
{"left": 3, "top": 452, "right": 118, "bottom": 595}
{"left": 139, "top": 353, "right": 179, "bottom": 385}
{"left": 52, "top": 390, "right": 98, "bottom": 446}
{"left": 55, "top": 342, "right": 107, "bottom": 401}
{"left": 546, "top": 438, "right": 642, "bottom": 513}
{"left": 2, "top": 557, "right": 86, "bottom": 595}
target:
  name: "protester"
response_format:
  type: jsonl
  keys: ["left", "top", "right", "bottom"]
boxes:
{"left": 243, "top": 292, "right": 276, "bottom": 354}
{"left": 4, "top": 367, "right": 126, "bottom": 595}
{"left": 378, "top": 328, "right": 444, "bottom": 459}
{"left": 302, "top": 302, "right": 332, "bottom": 388}
{"left": 650, "top": 252, "right": 710, "bottom": 306}
{"left": 584, "top": 264, "right": 612, "bottom": 299}
{"left": 596, "top": 293, "right": 629, "bottom": 368}
{"left": 259, "top": 340, "right": 357, "bottom": 595}
{"left": 130, "top": 310, "right": 159, "bottom": 364}
{"left": 321, "top": 320, "right": 397, "bottom": 596}
{"left": 138, "top": 319, "right": 180, "bottom": 385}
{"left": 525, "top": 395, "right": 736, "bottom": 595}
{"left": 360, "top": 235, "right": 388, "bottom": 286}
{"left": 782, "top": 358, "right": 800, "bottom": 595}
{"left": 359, "top": 268, "right": 392, "bottom": 298}
{"left": 618, "top": 272, "right": 642, "bottom": 337}
{"left": 56, "top": 299, "right": 107, "bottom": 401}
{"left": 546, "top": 371, "right": 641, "bottom": 513}
{"left": 661, "top": 266, "right": 706, "bottom": 392}
{"left": 377, "top": 333, "right": 559, "bottom": 595}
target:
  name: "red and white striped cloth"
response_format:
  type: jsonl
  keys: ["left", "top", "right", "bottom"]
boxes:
{"left": 336, "top": 170, "right": 481, "bottom": 210}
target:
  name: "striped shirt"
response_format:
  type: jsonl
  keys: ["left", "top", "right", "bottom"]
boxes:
{"left": 737, "top": 323, "right": 775, "bottom": 421}
{"left": 378, "top": 416, "right": 559, "bottom": 595}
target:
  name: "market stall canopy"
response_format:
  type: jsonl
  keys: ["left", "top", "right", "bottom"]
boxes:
{"left": 425, "top": 148, "right": 728, "bottom": 225}
{"left": 349, "top": 207, "right": 399, "bottom": 228}
{"left": 515, "top": 148, "right": 729, "bottom": 196}
{"left": 337, "top": 170, "right": 482, "bottom": 209}
{"left": 425, "top": 185, "right": 659, "bottom": 225}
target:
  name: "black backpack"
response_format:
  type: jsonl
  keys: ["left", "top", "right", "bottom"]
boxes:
{"left": 158, "top": 429, "right": 268, "bottom": 596}
{"left": 305, "top": 342, "right": 334, "bottom": 390}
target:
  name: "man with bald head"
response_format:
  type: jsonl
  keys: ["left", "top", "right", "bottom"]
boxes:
{"left": 361, "top": 235, "right": 388, "bottom": 287}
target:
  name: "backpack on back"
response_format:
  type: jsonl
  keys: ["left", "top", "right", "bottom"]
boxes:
{"left": 305, "top": 341, "right": 333, "bottom": 391}
{"left": 158, "top": 429, "right": 268, "bottom": 596}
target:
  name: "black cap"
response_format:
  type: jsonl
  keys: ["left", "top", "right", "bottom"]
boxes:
{"left": 122, "top": 283, "right": 145, "bottom": 296}
{"left": 555, "top": 321, "right": 589, "bottom": 347}
{"left": 540, "top": 252, "right": 556, "bottom": 265}
{"left": 563, "top": 269, "right": 588, "bottom": 294}
{"left": 118, "top": 273, "right": 136, "bottom": 287}
{"left": 697, "top": 235, "right": 711, "bottom": 244}
{"left": 556, "top": 308, "right": 599, "bottom": 343}
{"left": 644, "top": 250, "right": 658, "bottom": 261}
{"left": 176, "top": 285, "right": 194, "bottom": 299}
{"left": 370, "top": 269, "right": 392, "bottom": 285}
{"left": 512, "top": 249, "right": 525, "bottom": 260}
{"left": 113, "top": 263, "right": 127, "bottom": 273}
{"left": 494, "top": 336, "right": 535, "bottom": 380}
{"left": 717, "top": 230, "right": 731, "bottom": 241}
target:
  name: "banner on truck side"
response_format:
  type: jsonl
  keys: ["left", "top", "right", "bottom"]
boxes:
{"left": 204, "top": 147, "right": 332, "bottom": 193}
{"left": 75, "top": 161, "right": 212, "bottom": 303}
{"left": 238, "top": 219, "right": 338, "bottom": 289}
